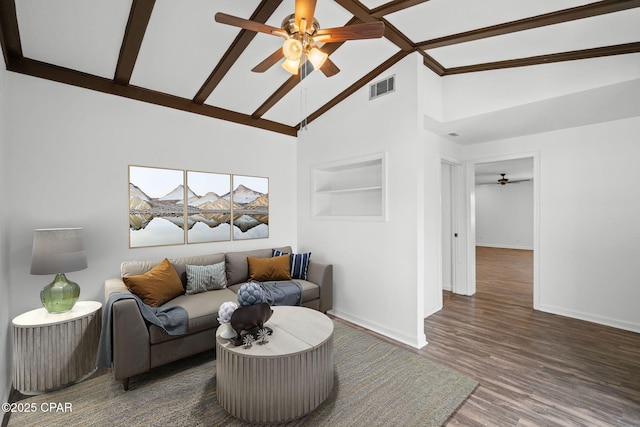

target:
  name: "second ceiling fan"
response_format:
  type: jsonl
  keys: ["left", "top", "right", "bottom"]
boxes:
{"left": 497, "top": 173, "right": 530, "bottom": 185}
{"left": 215, "top": 0, "right": 385, "bottom": 77}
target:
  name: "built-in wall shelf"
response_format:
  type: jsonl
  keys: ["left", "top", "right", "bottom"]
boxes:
{"left": 312, "top": 152, "right": 387, "bottom": 221}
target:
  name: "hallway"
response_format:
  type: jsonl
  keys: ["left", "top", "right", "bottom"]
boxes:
{"left": 422, "top": 247, "right": 640, "bottom": 426}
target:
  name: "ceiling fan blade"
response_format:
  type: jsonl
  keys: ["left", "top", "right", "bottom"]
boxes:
{"left": 215, "top": 12, "right": 286, "bottom": 37}
{"left": 315, "top": 22, "right": 385, "bottom": 43}
{"left": 295, "top": 0, "right": 317, "bottom": 28}
{"left": 319, "top": 57, "right": 340, "bottom": 77}
{"left": 252, "top": 48, "right": 285, "bottom": 73}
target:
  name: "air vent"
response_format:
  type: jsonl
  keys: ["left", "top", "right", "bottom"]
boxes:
{"left": 369, "top": 75, "right": 395, "bottom": 100}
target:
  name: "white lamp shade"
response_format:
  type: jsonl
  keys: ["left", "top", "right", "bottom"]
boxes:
{"left": 282, "top": 38, "right": 303, "bottom": 61}
{"left": 30, "top": 228, "right": 88, "bottom": 275}
{"left": 281, "top": 58, "right": 300, "bottom": 75}
{"left": 307, "top": 47, "right": 328, "bottom": 70}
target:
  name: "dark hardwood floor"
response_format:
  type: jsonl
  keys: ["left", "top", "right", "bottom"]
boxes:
{"left": 420, "top": 247, "right": 640, "bottom": 426}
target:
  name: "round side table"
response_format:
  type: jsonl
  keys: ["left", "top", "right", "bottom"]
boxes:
{"left": 12, "top": 301, "right": 102, "bottom": 395}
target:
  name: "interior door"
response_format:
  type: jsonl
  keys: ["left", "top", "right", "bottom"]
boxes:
{"left": 441, "top": 162, "right": 454, "bottom": 291}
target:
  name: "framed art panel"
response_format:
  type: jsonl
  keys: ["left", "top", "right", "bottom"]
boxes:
{"left": 231, "top": 175, "right": 269, "bottom": 240}
{"left": 186, "top": 171, "right": 232, "bottom": 243}
{"left": 129, "top": 166, "right": 186, "bottom": 248}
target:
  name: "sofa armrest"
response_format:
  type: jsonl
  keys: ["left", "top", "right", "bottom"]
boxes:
{"left": 306, "top": 261, "right": 333, "bottom": 313}
{"left": 104, "top": 277, "right": 129, "bottom": 301}
{"left": 104, "top": 278, "right": 150, "bottom": 382}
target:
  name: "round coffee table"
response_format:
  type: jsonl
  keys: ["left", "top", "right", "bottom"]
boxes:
{"left": 216, "top": 306, "right": 334, "bottom": 423}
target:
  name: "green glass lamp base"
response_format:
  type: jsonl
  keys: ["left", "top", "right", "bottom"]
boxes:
{"left": 40, "top": 273, "right": 81, "bottom": 313}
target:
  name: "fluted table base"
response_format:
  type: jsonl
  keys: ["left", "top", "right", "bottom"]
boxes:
{"left": 12, "top": 301, "right": 102, "bottom": 395}
{"left": 216, "top": 306, "right": 334, "bottom": 423}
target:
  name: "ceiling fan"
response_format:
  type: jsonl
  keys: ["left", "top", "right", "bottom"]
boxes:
{"left": 215, "top": 0, "right": 385, "bottom": 77}
{"left": 497, "top": 173, "right": 531, "bottom": 185}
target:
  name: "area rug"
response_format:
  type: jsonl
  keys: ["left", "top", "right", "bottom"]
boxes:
{"left": 7, "top": 320, "right": 477, "bottom": 427}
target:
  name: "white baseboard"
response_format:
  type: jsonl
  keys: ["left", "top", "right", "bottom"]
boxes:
{"left": 538, "top": 304, "right": 640, "bottom": 333}
{"left": 424, "top": 302, "right": 442, "bottom": 318}
{"left": 477, "top": 244, "right": 533, "bottom": 251}
{"left": 328, "top": 309, "right": 428, "bottom": 349}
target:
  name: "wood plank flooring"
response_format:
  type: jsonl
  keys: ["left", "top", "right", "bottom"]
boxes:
{"left": 421, "top": 247, "right": 640, "bottom": 426}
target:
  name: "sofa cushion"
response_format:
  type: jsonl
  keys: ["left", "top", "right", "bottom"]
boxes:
{"left": 123, "top": 258, "right": 184, "bottom": 307}
{"left": 150, "top": 288, "right": 237, "bottom": 344}
{"left": 225, "top": 246, "right": 292, "bottom": 285}
{"left": 228, "top": 279, "right": 319, "bottom": 304}
{"left": 122, "top": 253, "right": 226, "bottom": 288}
{"left": 248, "top": 255, "right": 291, "bottom": 281}
{"left": 272, "top": 250, "right": 311, "bottom": 280}
{"left": 185, "top": 261, "right": 227, "bottom": 294}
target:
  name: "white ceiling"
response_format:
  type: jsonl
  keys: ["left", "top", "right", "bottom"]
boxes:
{"left": 5, "top": 0, "right": 640, "bottom": 137}
{"left": 425, "top": 77, "right": 640, "bottom": 144}
{"left": 475, "top": 157, "right": 534, "bottom": 185}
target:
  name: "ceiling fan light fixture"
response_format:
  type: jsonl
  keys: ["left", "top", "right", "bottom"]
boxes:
{"left": 282, "top": 38, "right": 303, "bottom": 61}
{"left": 307, "top": 47, "right": 328, "bottom": 70}
{"left": 281, "top": 58, "right": 300, "bottom": 75}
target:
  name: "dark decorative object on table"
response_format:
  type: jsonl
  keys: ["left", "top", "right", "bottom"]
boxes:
{"left": 229, "top": 302, "right": 273, "bottom": 346}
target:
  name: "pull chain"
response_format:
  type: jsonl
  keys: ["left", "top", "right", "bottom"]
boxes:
{"left": 300, "top": 61, "right": 308, "bottom": 130}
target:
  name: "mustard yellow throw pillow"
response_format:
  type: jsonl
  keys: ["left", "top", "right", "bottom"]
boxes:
{"left": 247, "top": 255, "right": 291, "bottom": 281}
{"left": 123, "top": 258, "right": 184, "bottom": 307}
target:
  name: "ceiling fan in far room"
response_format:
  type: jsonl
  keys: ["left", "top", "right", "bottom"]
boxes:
{"left": 214, "top": 0, "right": 385, "bottom": 77}
{"left": 497, "top": 173, "right": 531, "bottom": 185}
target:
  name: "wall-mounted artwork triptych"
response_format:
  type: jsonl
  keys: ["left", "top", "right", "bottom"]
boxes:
{"left": 129, "top": 166, "right": 269, "bottom": 248}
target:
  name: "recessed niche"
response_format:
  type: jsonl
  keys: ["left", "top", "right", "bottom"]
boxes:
{"left": 312, "top": 152, "right": 387, "bottom": 221}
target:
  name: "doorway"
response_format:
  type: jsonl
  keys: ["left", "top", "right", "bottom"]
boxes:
{"left": 440, "top": 158, "right": 463, "bottom": 296}
{"left": 475, "top": 157, "right": 534, "bottom": 306}
{"left": 465, "top": 153, "right": 540, "bottom": 309}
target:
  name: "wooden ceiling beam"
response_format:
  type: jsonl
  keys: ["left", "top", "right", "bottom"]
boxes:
{"left": 422, "top": 54, "right": 445, "bottom": 76}
{"left": 370, "top": 0, "right": 430, "bottom": 18}
{"left": 114, "top": 0, "right": 155, "bottom": 85}
{"left": 7, "top": 57, "right": 296, "bottom": 136}
{"left": 333, "top": 0, "right": 414, "bottom": 51}
{"left": 252, "top": 76, "right": 299, "bottom": 119}
{"left": 418, "top": 0, "right": 640, "bottom": 50}
{"left": 193, "top": 0, "right": 283, "bottom": 105}
{"left": 443, "top": 42, "right": 640, "bottom": 75}
{"left": 305, "top": 50, "right": 408, "bottom": 126}
{"left": 0, "top": 0, "right": 22, "bottom": 65}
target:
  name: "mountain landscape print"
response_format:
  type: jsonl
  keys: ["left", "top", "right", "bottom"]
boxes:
{"left": 229, "top": 175, "right": 269, "bottom": 240}
{"left": 129, "top": 166, "right": 186, "bottom": 247}
{"left": 129, "top": 166, "right": 268, "bottom": 247}
{"left": 185, "top": 171, "right": 232, "bottom": 243}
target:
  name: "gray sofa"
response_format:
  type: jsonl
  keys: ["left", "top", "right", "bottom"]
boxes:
{"left": 103, "top": 246, "right": 332, "bottom": 390}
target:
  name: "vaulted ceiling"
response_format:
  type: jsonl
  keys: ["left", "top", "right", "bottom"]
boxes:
{"left": 1, "top": 0, "right": 639, "bottom": 137}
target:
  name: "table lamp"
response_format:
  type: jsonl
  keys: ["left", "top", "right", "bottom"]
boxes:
{"left": 30, "top": 228, "right": 88, "bottom": 313}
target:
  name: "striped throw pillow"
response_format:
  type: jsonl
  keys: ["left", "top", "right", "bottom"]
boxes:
{"left": 272, "top": 250, "right": 311, "bottom": 280}
{"left": 185, "top": 261, "right": 227, "bottom": 295}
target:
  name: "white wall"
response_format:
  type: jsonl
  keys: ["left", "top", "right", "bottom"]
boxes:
{"left": 5, "top": 73, "right": 297, "bottom": 320}
{"left": 475, "top": 181, "right": 533, "bottom": 249}
{"left": 297, "top": 54, "right": 430, "bottom": 348}
{"left": 296, "top": 54, "right": 461, "bottom": 348}
{"left": 443, "top": 54, "right": 640, "bottom": 120}
{"left": 464, "top": 117, "right": 640, "bottom": 332}
{"left": 1, "top": 60, "right": 12, "bottom": 407}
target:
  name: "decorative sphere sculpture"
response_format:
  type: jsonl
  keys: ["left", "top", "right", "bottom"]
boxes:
{"left": 217, "top": 301, "right": 238, "bottom": 324}
{"left": 237, "top": 281, "right": 265, "bottom": 306}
